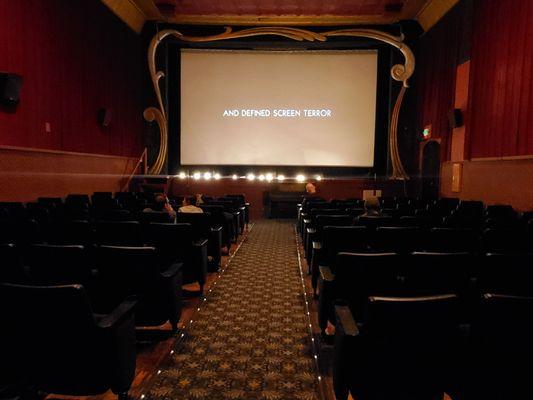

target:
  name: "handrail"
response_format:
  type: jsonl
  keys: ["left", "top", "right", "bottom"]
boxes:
{"left": 121, "top": 147, "right": 148, "bottom": 192}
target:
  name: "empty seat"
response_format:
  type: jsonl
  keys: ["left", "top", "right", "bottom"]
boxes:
{"left": 457, "top": 294, "right": 533, "bottom": 400}
{"left": 0, "top": 243, "right": 25, "bottom": 283}
{"left": 426, "top": 227, "right": 480, "bottom": 253}
{"left": 372, "top": 226, "right": 425, "bottom": 254}
{"left": 333, "top": 294, "right": 460, "bottom": 400}
{"left": 94, "top": 246, "right": 182, "bottom": 330}
{"left": 0, "top": 283, "right": 137, "bottom": 399}
{"left": 145, "top": 222, "right": 208, "bottom": 293}
{"left": 317, "top": 252, "right": 399, "bottom": 333}
{"left": 310, "top": 226, "right": 368, "bottom": 295}
{"left": 23, "top": 244, "right": 95, "bottom": 287}
{"left": 95, "top": 221, "right": 143, "bottom": 246}
{"left": 480, "top": 227, "right": 527, "bottom": 254}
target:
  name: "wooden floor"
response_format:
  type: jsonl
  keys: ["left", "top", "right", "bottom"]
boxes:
{"left": 46, "top": 221, "right": 453, "bottom": 400}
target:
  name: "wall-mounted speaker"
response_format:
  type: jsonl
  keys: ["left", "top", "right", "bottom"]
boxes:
{"left": 448, "top": 108, "right": 464, "bottom": 129}
{"left": 97, "top": 108, "right": 113, "bottom": 127}
{"left": 0, "top": 72, "right": 23, "bottom": 104}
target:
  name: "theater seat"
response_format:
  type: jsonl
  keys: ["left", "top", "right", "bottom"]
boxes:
{"left": 95, "top": 221, "right": 143, "bottom": 246}
{"left": 145, "top": 222, "right": 208, "bottom": 293}
{"left": 176, "top": 212, "right": 222, "bottom": 271}
{"left": 317, "top": 252, "right": 399, "bottom": 333}
{"left": 0, "top": 243, "right": 25, "bottom": 283}
{"left": 310, "top": 225, "right": 368, "bottom": 296}
{"left": 0, "top": 283, "right": 137, "bottom": 399}
{"left": 333, "top": 294, "right": 460, "bottom": 400}
{"left": 94, "top": 245, "right": 183, "bottom": 330}
{"left": 457, "top": 293, "right": 533, "bottom": 400}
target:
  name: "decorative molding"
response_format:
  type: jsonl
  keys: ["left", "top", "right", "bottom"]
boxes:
{"left": 144, "top": 26, "right": 415, "bottom": 179}
{"left": 416, "top": 0, "right": 460, "bottom": 31}
{"left": 166, "top": 14, "right": 405, "bottom": 27}
{"left": 100, "top": 0, "right": 147, "bottom": 33}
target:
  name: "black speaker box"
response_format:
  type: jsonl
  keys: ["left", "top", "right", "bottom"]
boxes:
{"left": 0, "top": 73, "right": 23, "bottom": 104}
{"left": 448, "top": 108, "right": 464, "bottom": 129}
{"left": 97, "top": 108, "right": 113, "bottom": 127}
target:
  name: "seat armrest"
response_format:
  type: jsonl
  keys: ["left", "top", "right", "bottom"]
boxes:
{"left": 303, "top": 219, "right": 312, "bottom": 225}
{"left": 210, "top": 225, "right": 223, "bottom": 233}
{"left": 319, "top": 266, "right": 335, "bottom": 282}
{"left": 335, "top": 305, "right": 359, "bottom": 337}
{"left": 97, "top": 297, "right": 138, "bottom": 329}
{"left": 312, "top": 241, "right": 322, "bottom": 250}
{"left": 193, "top": 239, "right": 208, "bottom": 247}
{"left": 161, "top": 262, "right": 183, "bottom": 278}
{"left": 306, "top": 227, "right": 316, "bottom": 234}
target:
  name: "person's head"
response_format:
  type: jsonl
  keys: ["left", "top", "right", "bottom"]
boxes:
{"left": 364, "top": 196, "right": 381, "bottom": 213}
{"left": 182, "top": 196, "right": 191, "bottom": 207}
{"left": 305, "top": 182, "right": 317, "bottom": 194}
{"left": 195, "top": 194, "right": 204, "bottom": 205}
{"left": 153, "top": 194, "right": 168, "bottom": 211}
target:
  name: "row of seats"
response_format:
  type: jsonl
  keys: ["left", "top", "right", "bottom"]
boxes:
{"left": 297, "top": 197, "right": 533, "bottom": 400}
{"left": 333, "top": 292, "right": 533, "bottom": 400}
{"left": 0, "top": 191, "right": 250, "bottom": 400}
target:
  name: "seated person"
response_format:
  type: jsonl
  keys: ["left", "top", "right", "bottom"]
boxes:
{"left": 301, "top": 182, "right": 321, "bottom": 207}
{"left": 361, "top": 196, "right": 382, "bottom": 217}
{"left": 178, "top": 197, "right": 203, "bottom": 213}
{"left": 143, "top": 194, "right": 177, "bottom": 223}
{"left": 195, "top": 194, "right": 204, "bottom": 206}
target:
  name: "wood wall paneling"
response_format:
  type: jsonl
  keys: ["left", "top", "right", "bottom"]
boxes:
{"left": 0, "top": 146, "right": 137, "bottom": 202}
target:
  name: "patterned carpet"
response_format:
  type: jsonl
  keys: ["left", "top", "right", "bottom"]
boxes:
{"left": 143, "top": 220, "right": 321, "bottom": 400}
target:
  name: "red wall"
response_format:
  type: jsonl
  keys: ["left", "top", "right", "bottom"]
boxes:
{"left": 467, "top": 0, "right": 533, "bottom": 158}
{"left": 0, "top": 0, "right": 143, "bottom": 157}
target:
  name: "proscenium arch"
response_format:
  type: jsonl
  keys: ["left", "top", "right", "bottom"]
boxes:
{"left": 144, "top": 26, "right": 415, "bottom": 179}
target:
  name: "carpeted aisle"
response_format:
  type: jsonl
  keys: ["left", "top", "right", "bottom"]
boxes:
{"left": 144, "top": 220, "right": 321, "bottom": 400}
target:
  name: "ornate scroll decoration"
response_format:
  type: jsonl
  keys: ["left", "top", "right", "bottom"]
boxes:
{"left": 145, "top": 27, "right": 415, "bottom": 179}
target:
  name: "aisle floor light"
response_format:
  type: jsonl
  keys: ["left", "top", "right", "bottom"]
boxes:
{"left": 193, "top": 172, "right": 201, "bottom": 180}
{"left": 178, "top": 172, "right": 186, "bottom": 179}
{"left": 277, "top": 174, "right": 285, "bottom": 182}
{"left": 247, "top": 173, "right": 256, "bottom": 181}
{"left": 296, "top": 174, "right": 306, "bottom": 182}
{"left": 203, "top": 172, "right": 212, "bottom": 180}
{"left": 266, "top": 173, "right": 274, "bottom": 182}
{"left": 258, "top": 174, "right": 265, "bottom": 181}
{"left": 232, "top": 174, "right": 238, "bottom": 180}
{"left": 214, "top": 173, "right": 221, "bottom": 180}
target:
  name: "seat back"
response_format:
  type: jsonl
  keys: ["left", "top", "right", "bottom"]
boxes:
{"left": 406, "top": 252, "right": 473, "bottom": 296}
{"left": 145, "top": 223, "right": 193, "bottom": 264}
{"left": 314, "top": 214, "right": 352, "bottom": 236}
{"left": 358, "top": 294, "right": 459, "bottom": 399}
{"left": 480, "top": 227, "right": 526, "bottom": 254}
{"left": 355, "top": 215, "right": 395, "bottom": 230}
{"left": 175, "top": 212, "right": 211, "bottom": 240}
{"left": 24, "top": 244, "right": 92, "bottom": 285}
{"left": 0, "top": 243, "right": 25, "bottom": 283}
{"left": 426, "top": 227, "right": 480, "bottom": 252}
{"left": 94, "top": 246, "right": 160, "bottom": 311}
{"left": 95, "top": 221, "right": 143, "bottom": 246}
{"left": 334, "top": 252, "right": 400, "bottom": 321}
{"left": 140, "top": 210, "right": 173, "bottom": 224}
{"left": 322, "top": 226, "right": 368, "bottom": 267}
{"left": 372, "top": 226, "right": 424, "bottom": 253}
{"left": 468, "top": 293, "right": 533, "bottom": 398}
{"left": 477, "top": 253, "right": 533, "bottom": 296}
{"left": 0, "top": 283, "right": 111, "bottom": 393}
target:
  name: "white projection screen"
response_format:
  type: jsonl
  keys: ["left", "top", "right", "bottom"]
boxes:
{"left": 180, "top": 49, "right": 378, "bottom": 167}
